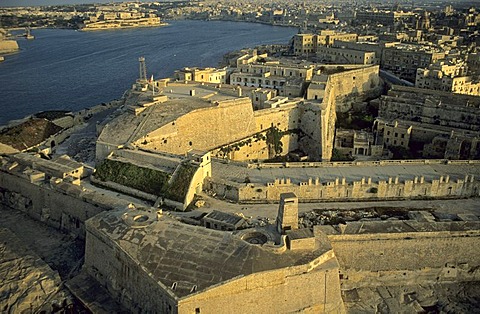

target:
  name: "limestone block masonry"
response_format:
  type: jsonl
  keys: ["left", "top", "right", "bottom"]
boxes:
{"left": 0, "top": 167, "right": 139, "bottom": 239}
{"left": 319, "top": 222, "right": 480, "bottom": 289}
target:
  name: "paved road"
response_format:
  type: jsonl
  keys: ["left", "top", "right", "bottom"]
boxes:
{"left": 55, "top": 104, "right": 120, "bottom": 166}
{"left": 195, "top": 194, "right": 480, "bottom": 220}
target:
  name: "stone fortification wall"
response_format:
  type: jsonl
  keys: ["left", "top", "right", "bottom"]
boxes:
{"left": 308, "top": 66, "right": 381, "bottom": 113}
{"left": 137, "top": 98, "right": 257, "bottom": 155}
{"left": 328, "top": 66, "right": 380, "bottom": 94}
{"left": 85, "top": 224, "right": 177, "bottom": 313}
{"left": 74, "top": 101, "right": 120, "bottom": 125}
{"left": 85, "top": 217, "right": 345, "bottom": 314}
{"left": 254, "top": 104, "right": 300, "bottom": 132}
{"left": 210, "top": 132, "right": 271, "bottom": 161}
{"left": 299, "top": 102, "right": 325, "bottom": 160}
{"left": 233, "top": 173, "right": 478, "bottom": 203}
{"left": 318, "top": 82, "right": 337, "bottom": 161}
{"left": 0, "top": 170, "right": 132, "bottom": 239}
{"left": 0, "top": 40, "right": 19, "bottom": 54}
{"left": 249, "top": 158, "right": 480, "bottom": 169}
{"left": 210, "top": 129, "right": 301, "bottom": 162}
{"left": 209, "top": 100, "right": 334, "bottom": 162}
{"left": 323, "top": 225, "right": 480, "bottom": 289}
{"left": 90, "top": 176, "right": 158, "bottom": 202}
{"left": 208, "top": 105, "right": 300, "bottom": 161}
{"left": 207, "top": 178, "right": 240, "bottom": 200}
{"left": 179, "top": 254, "right": 345, "bottom": 314}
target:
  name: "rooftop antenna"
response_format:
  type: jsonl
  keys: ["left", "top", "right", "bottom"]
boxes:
{"left": 139, "top": 57, "right": 147, "bottom": 82}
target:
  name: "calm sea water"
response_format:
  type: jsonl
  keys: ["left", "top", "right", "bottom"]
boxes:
{"left": 0, "top": 20, "right": 297, "bottom": 125}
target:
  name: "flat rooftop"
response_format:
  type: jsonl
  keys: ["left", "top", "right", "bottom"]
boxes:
{"left": 212, "top": 160, "right": 480, "bottom": 185}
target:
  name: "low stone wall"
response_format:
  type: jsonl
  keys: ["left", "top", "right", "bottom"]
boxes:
{"left": 247, "top": 159, "right": 480, "bottom": 169}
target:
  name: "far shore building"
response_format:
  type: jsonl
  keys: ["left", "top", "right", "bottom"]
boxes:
{"left": 355, "top": 10, "right": 415, "bottom": 27}
{"left": 80, "top": 10, "right": 163, "bottom": 30}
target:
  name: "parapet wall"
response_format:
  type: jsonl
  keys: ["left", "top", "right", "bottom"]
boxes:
{"left": 233, "top": 173, "right": 479, "bottom": 203}
{"left": 208, "top": 160, "right": 480, "bottom": 203}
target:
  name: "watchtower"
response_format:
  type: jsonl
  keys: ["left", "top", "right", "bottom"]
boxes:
{"left": 276, "top": 192, "right": 299, "bottom": 234}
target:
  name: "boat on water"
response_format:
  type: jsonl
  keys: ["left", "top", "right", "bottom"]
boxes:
{"left": 24, "top": 27, "right": 35, "bottom": 40}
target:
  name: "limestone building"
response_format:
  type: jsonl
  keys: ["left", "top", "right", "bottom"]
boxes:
{"left": 381, "top": 44, "right": 445, "bottom": 82}
{"left": 334, "top": 129, "right": 383, "bottom": 158}
{"left": 374, "top": 86, "right": 480, "bottom": 158}
{"left": 316, "top": 46, "right": 376, "bottom": 65}
{"left": 293, "top": 31, "right": 358, "bottom": 55}
{"left": 174, "top": 67, "right": 227, "bottom": 84}
{"left": 229, "top": 61, "right": 314, "bottom": 97}
{"left": 374, "top": 120, "right": 412, "bottom": 149}
{"left": 415, "top": 60, "right": 480, "bottom": 96}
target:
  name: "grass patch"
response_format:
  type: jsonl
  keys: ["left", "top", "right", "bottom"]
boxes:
{"left": 163, "top": 163, "right": 198, "bottom": 202}
{"left": 95, "top": 159, "right": 170, "bottom": 195}
{"left": 0, "top": 118, "right": 63, "bottom": 150}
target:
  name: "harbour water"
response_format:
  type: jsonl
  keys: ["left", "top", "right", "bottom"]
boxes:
{"left": 0, "top": 20, "right": 297, "bottom": 125}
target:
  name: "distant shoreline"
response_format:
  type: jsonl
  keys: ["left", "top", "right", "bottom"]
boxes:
{"left": 79, "top": 22, "right": 168, "bottom": 32}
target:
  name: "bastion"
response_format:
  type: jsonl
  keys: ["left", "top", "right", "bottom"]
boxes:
{"left": 83, "top": 196, "right": 346, "bottom": 313}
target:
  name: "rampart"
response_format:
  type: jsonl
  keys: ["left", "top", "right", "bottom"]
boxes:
{"left": 178, "top": 254, "right": 343, "bottom": 314}
{"left": 318, "top": 222, "right": 480, "bottom": 289}
{"left": 85, "top": 211, "right": 346, "bottom": 314}
{"left": 327, "top": 65, "right": 381, "bottom": 113}
{"left": 0, "top": 167, "right": 136, "bottom": 239}
{"left": 136, "top": 98, "right": 257, "bottom": 155}
{"left": 235, "top": 173, "right": 478, "bottom": 203}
